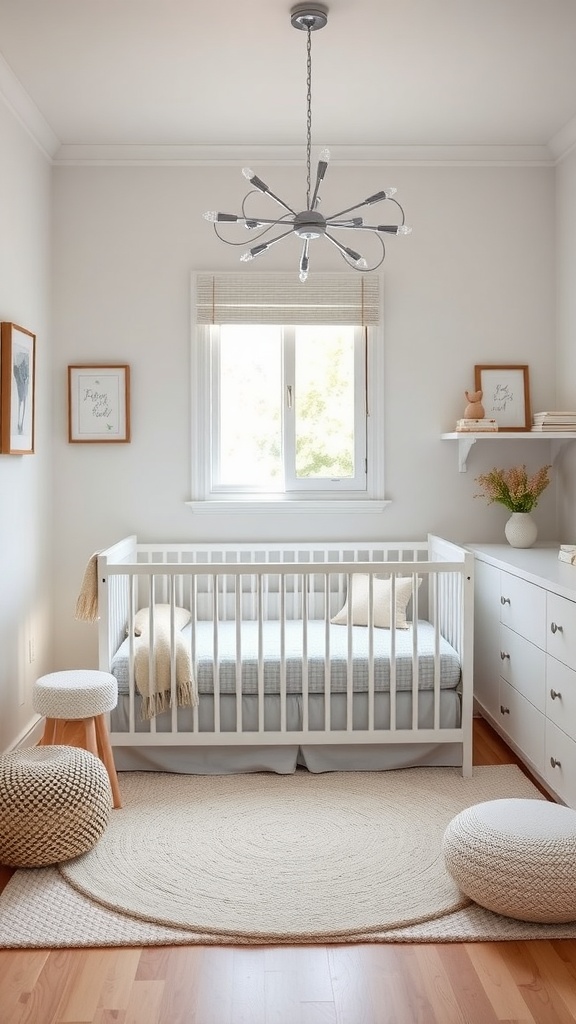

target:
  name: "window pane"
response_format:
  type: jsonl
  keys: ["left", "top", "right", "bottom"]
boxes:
{"left": 294, "top": 326, "right": 356, "bottom": 479}
{"left": 218, "top": 325, "right": 283, "bottom": 487}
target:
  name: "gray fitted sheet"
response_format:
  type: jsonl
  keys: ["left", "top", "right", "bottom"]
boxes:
{"left": 110, "top": 619, "right": 461, "bottom": 696}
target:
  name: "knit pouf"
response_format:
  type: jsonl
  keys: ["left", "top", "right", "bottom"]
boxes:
{"left": 442, "top": 798, "right": 576, "bottom": 923}
{"left": 0, "top": 745, "right": 112, "bottom": 867}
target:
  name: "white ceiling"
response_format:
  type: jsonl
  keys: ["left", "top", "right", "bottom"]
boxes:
{"left": 1, "top": 0, "right": 576, "bottom": 162}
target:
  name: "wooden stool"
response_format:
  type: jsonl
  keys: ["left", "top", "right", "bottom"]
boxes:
{"left": 33, "top": 669, "right": 122, "bottom": 808}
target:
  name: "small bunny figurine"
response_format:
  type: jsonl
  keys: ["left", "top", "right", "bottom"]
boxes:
{"left": 464, "top": 389, "right": 485, "bottom": 419}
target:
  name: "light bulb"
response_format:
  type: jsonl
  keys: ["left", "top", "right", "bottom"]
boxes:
{"left": 319, "top": 148, "right": 331, "bottom": 163}
{"left": 299, "top": 269, "right": 309, "bottom": 283}
{"left": 242, "top": 167, "right": 254, "bottom": 181}
{"left": 385, "top": 188, "right": 397, "bottom": 198}
{"left": 203, "top": 211, "right": 218, "bottom": 222}
{"left": 397, "top": 225, "right": 412, "bottom": 235}
{"left": 240, "top": 251, "right": 254, "bottom": 262}
{"left": 355, "top": 257, "right": 368, "bottom": 269}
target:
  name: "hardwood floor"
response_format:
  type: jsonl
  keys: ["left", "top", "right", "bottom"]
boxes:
{"left": 1, "top": 719, "right": 575, "bottom": 1024}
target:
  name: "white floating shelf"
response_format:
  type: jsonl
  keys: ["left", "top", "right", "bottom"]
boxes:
{"left": 441, "top": 431, "right": 576, "bottom": 472}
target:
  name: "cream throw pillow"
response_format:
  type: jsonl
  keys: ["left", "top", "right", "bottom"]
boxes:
{"left": 132, "top": 604, "right": 191, "bottom": 637}
{"left": 331, "top": 575, "right": 421, "bottom": 629}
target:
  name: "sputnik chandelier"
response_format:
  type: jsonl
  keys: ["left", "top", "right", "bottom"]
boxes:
{"left": 203, "top": 3, "right": 411, "bottom": 282}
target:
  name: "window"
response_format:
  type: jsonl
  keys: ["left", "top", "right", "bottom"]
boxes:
{"left": 190, "top": 273, "right": 386, "bottom": 512}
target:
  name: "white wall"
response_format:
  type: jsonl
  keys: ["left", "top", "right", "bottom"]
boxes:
{"left": 0, "top": 100, "right": 53, "bottom": 751}
{"left": 51, "top": 160, "right": 558, "bottom": 671}
{"left": 555, "top": 147, "right": 576, "bottom": 542}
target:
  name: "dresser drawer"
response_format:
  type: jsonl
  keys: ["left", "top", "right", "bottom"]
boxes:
{"left": 546, "top": 656, "right": 576, "bottom": 743}
{"left": 547, "top": 592, "right": 576, "bottom": 668}
{"left": 499, "top": 574, "right": 546, "bottom": 648}
{"left": 545, "top": 720, "right": 576, "bottom": 808}
{"left": 498, "top": 678, "right": 545, "bottom": 775}
{"left": 499, "top": 624, "right": 545, "bottom": 711}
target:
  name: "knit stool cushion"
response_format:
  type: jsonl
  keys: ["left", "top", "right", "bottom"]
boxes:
{"left": 33, "top": 669, "right": 118, "bottom": 720}
{"left": 0, "top": 746, "right": 112, "bottom": 867}
{"left": 442, "top": 798, "right": 576, "bottom": 923}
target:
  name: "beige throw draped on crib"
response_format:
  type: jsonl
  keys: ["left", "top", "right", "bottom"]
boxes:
{"left": 75, "top": 552, "right": 99, "bottom": 623}
{"left": 75, "top": 555, "right": 197, "bottom": 719}
{"left": 132, "top": 606, "right": 198, "bottom": 720}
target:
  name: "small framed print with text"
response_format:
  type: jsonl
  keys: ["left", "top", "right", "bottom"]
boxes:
{"left": 68, "top": 365, "right": 131, "bottom": 443}
{"left": 474, "top": 364, "right": 531, "bottom": 431}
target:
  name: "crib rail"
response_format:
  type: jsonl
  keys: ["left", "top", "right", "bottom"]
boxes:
{"left": 98, "top": 537, "right": 474, "bottom": 775}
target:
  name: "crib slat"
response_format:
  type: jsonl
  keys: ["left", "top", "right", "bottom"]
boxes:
{"left": 235, "top": 576, "right": 242, "bottom": 735}
{"left": 302, "top": 574, "right": 309, "bottom": 734}
{"left": 212, "top": 578, "right": 220, "bottom": 734}
{"left": 257, "top": 574, "right": 264, "bottom": 734}
{"left": 411, "top": 574, "right": 419, "bottom": 733}
{"left": 280, "top": 575, "right": 287, "bottom": 735}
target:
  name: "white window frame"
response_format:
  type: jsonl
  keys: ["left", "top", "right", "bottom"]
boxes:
{"left": 209, "top": 325, "right": 367, "bottom": 494}
{"left": 188, "top": 274, "right": 389, "bottom": 515}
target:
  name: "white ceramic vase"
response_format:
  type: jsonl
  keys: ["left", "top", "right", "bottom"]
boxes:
{"left": 504, "top": 512, "right": 538, "bottom": 548}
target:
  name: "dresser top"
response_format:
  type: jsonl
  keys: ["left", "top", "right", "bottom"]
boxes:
{"left": 466, "top": 543, "right": 576, "bottom": 601}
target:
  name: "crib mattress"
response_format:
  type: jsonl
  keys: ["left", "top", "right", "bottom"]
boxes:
{"left": 110, "top": 619, "right": 461, "bottom": 696}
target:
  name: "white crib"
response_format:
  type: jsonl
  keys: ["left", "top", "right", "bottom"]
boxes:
{"left": 97, "top": 534, "right": 474, "bottom": 776}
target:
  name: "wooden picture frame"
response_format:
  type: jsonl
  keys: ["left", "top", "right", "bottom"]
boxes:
{"left": 0, "top": 322, "right": 36, "bottom": 454}
{"left": 474, "top": 364, "right": 531, "bottom": 431}
{"left": 68, "top": 365, "right": 131, "bottom": 443}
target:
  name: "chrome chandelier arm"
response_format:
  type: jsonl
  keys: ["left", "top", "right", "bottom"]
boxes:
{"left": 326, "top": 220, "right": 412, "bottom": 235}
{"left": 310, "top": 150, "right": 330, "bottom": 211}
{"left": 242, "top": 168, "right": 297, "bottom": 216}
{"left": 324, "top": 231, "right": 366, "bottom": 266}
{"left": 325, "top": 230, "right": 386, "bottom": 271}
{"left": 299, "top": 239, "right": 310, "bottom": 282}
{"left": 326, "top": 191, "right": 401, "bottom": 221}
{"left": 240, "top": 227, "right": 296, "bottom": 262}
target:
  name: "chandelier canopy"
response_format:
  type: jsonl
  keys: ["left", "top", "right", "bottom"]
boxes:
{"left": 203, "top": 3, "right": 411, "bottom": 282}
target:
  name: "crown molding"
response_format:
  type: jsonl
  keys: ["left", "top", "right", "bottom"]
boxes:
{"left": 0, "top": 53, "right": 59, "bottom": 160}
{"left": 53, "top": 142, "right": 554, "bottom": 167}
{"left": 549, "top": 115, "right": 576, "bottom": 163}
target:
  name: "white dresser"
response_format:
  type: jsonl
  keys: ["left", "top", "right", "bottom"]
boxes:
{"left": 468, "top": 544, "right": 576, "bottom": 807}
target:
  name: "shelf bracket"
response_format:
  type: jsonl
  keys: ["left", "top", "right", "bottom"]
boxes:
{"left": 456, "top": 435, "right": 477, "bottom": 472}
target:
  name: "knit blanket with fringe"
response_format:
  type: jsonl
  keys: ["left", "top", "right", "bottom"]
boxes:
{"left": 132, "top": 606, "right": 198, "bottom": 720}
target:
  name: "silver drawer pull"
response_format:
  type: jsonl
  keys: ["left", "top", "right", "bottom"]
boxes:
{"left": 500, "top": 651, "right": 510, "bottom": 660}
{"left": 550, "top": 622, "right": 563, "bottom": 634}
{"left": 550, "top": 688, "right": 562, "bottom": 700}
{"left": 550, "top": 757, "right": 561, "bottom": 769}
{"left": 500, "top": 596, "right": 510, "bottom": 606}
{"left": 500, "top": 705, "right": 510, "bottom": 715}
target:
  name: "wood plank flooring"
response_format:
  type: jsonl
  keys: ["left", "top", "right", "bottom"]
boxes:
{"left": 1, "top": 718, "right": 575, "bottom": 1024}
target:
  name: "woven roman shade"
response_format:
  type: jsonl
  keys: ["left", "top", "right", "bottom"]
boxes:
{"left": 195, "top": 273, "right": 380, "bottom": 326}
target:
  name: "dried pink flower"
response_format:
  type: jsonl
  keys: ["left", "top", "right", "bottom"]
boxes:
{"left": 475, "top": 464, "right": 551, "bottom": 513}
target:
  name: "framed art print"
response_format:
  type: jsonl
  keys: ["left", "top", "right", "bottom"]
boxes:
{"left": 68, "top": 365, "right": 131, "bottom": 443}
{"left": 474, "top": 364, "right": 531, "bottom": 431}
{"left": 0, "top": 322, "right": 36, "bottom": 454}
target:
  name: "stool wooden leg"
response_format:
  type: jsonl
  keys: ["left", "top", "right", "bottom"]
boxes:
{"left": 82, "top": 717, "right": 99, "bottom": 759}
{"left": 94, "top": 714, "right": 122, "bottom": 809}
{"left": 39, "top": 718, "right": 58, "bottom": 745}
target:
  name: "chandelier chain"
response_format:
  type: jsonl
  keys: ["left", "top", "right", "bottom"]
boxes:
{"left": 306, "top": 24, "right": 312, "bottom": 209}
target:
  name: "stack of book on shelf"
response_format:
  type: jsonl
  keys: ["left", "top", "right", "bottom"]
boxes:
{"left": 558, "top": 544, "right": 576, "bottom": 565}
{"left": 455, "top": 418, "right": 498, "bottom": 432}
{"left": 532, "top": 411, "right": 576, "bottom": 431}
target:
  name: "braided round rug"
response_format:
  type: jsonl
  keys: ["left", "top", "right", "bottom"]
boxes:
{"left": 58, "top": 765, "right": 546, "bottom": 941}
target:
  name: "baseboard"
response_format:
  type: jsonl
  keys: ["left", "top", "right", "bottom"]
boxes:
{"left": 9, "top": 717, "right": 44, "bottom": 752}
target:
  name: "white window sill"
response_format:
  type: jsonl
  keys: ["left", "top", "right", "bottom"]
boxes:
{"left": 186, "top": 499, "right": 392, "bottom": 515}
